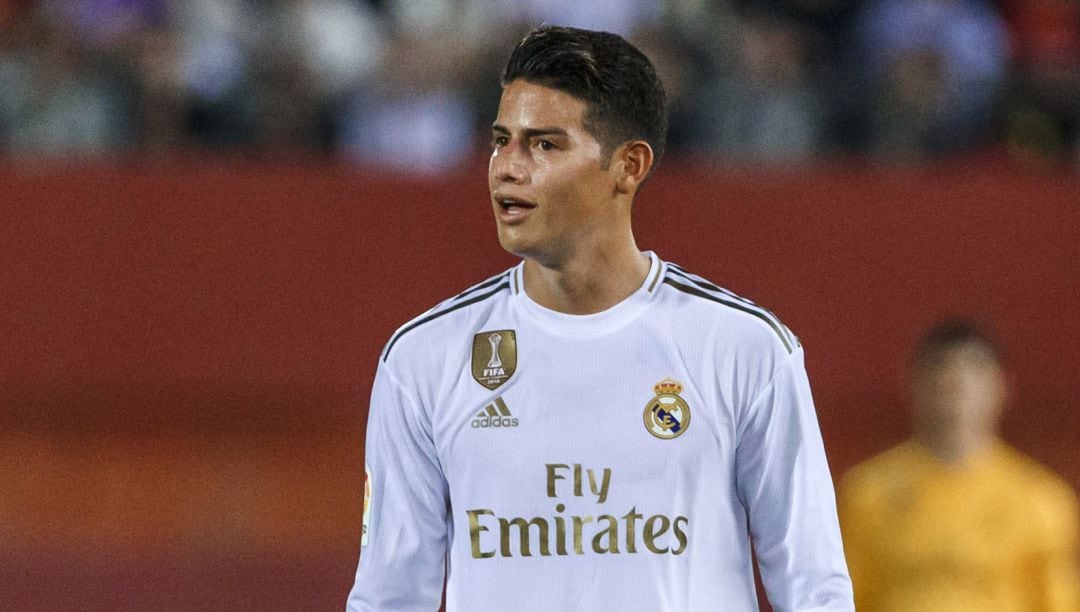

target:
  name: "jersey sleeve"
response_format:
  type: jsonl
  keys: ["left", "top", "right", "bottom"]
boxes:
{"left": 1030, "top": 477, "right": 1080, "bottom": 611}
{"left": 346, "top": 360, "right": 449, "bottom": 611}
{"left": 734, "top": 347, "right": 854, "bottom": 611}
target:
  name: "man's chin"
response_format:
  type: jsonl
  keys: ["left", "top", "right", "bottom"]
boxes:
{"left": 496, "top": 229, "right": 533, "bottom": 258}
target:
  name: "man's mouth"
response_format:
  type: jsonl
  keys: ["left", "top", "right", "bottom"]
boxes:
{"left": 496, "top": 197, "right": 537, "bottom": 218}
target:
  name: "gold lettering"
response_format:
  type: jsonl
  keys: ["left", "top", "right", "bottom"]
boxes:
{"left": 591, "top": 515, "right": 620, "bottom": 554}
{"left": 467, "top": 509, "right": 496, "bottom": 559}
{"left": 554, "top": 504, "right": 567, "bottom": 556}
{"left": 623, "top": 507, "right": 642, "bottom": 553}
{"left": 671, "top": 516, "right": 689, "bottom": 555}
{"left": 588, "top": 467, "right": 611, "bottom": 503}
{"left": 572, "top": 515, "right": 594, "bottom": 554}
{"left": 468, "top": 506, "right": 687, "bottom": 558}
{"left": 643, "top": 515, "right": 671, "bottom": 554}
{"left": 498, "top": 517, "right": 550, "bottom": 557}
{"left": 546, "top": 464, "right": 568, "bottom": 498}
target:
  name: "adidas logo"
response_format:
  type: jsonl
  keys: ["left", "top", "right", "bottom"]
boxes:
{"left": 472, "top": 397, "right": 519, "bottom": 429}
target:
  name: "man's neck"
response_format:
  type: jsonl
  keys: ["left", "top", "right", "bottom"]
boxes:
{"left": 522, "top": 243, "right": 650, "bottom": 315}
{"left": 916, "top": 430, "right": 996, "bottom": 467}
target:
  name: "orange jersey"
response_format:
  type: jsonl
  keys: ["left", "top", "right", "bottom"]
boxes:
{"left": 839, "top": 440, "right": 1080, "bottom": 612}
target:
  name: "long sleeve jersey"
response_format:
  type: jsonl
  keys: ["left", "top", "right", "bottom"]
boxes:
{"left": 348, "top": 253, "right": 853, "bottom": 611}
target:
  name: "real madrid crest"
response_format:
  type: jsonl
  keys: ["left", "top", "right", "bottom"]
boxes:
{"left": 472, "top": 330, "right": 517, "bottom": 390}
{"left": 644, "top": 378, "right": 691, "bottom": 439}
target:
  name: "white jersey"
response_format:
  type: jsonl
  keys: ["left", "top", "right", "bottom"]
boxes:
{"left": 347, "top": 253, "right": 853, "bottom": 611}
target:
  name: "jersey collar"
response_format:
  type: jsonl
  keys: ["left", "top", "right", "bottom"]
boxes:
{"left": 511, "top": 251, "right": 664, "bottom": 336}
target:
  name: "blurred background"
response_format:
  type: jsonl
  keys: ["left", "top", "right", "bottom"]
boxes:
{"left": 1, "top": 0, "right": 1077, "bottom": 610}
{"left": 2, "top": 0, "right": 1080, "bottom": 165}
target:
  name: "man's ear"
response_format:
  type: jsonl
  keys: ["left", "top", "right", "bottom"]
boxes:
{"left": 613, "top": 140, "right": 654, "bottom": 195}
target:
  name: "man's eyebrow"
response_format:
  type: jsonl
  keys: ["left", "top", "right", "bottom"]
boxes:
{"left": 491, "top": 124, "right": 569, "bottom": 138}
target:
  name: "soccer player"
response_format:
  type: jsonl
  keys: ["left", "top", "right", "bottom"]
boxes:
{"left": 839, "top": 320, "right": 1080, "bottom": 611}
{"left": 347, "top": 26, "right": 853, "bottom": 611}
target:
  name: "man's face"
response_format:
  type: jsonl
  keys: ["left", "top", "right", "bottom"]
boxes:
{"left": 488, "top": 80, "right": 619, "bottom": 264}
{"left": 913, "top": 345, "right": 1006, "bottom": 442}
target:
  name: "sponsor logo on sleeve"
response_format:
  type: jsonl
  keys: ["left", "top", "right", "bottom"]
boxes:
{"left": 361, "top": 464, "right": 372, "bottom": 547}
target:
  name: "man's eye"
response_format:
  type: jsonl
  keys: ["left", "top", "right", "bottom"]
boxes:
{"left": 492, "top": 136, "right": 509, "bottom": 148}
{"left": 537, "top": 140, "right": 555, "bottom": 151}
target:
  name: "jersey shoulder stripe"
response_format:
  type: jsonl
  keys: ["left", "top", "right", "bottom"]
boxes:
{"left": 662, "top": 265, "right": 797, "bottom": 353}
{"left": 382, "top": 271, "right": 511, "bottom": 361}
{"left": 667, "top": 263, "right": 760, "bottom": 308}
{"left": 436, "top": 270, "right": 510, "bottom": 308}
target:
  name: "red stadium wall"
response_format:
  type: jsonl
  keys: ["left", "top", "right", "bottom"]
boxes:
{"left": 2, "top": 159, "right": 1078, "bottom": 610}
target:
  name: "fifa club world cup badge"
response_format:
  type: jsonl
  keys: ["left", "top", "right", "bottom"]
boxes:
{"left": 644, "top": 378, "right": 691, "bottom": 440}
{"left": 472, "top": 330, "right": 517, "bottom": 390}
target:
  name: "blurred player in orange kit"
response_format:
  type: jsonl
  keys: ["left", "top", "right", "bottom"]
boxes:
{"left": 839, "top": 319, "right": 1080, "bottom": 611}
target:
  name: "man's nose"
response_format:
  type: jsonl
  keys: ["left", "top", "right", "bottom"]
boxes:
{"left": 491, "top": 144, "right": 528, "bottom": 184}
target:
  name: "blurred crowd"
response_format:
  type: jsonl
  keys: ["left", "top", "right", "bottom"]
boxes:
{"left": 1, "top": 0, "right": 1078, "bottom": 171}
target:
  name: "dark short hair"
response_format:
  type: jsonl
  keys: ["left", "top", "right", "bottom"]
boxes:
{"left": 501, "top": 25, "right": 668, "bottom": 165}
{"left": 914, "top": 318, "right": 1003, "bottom": 367}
